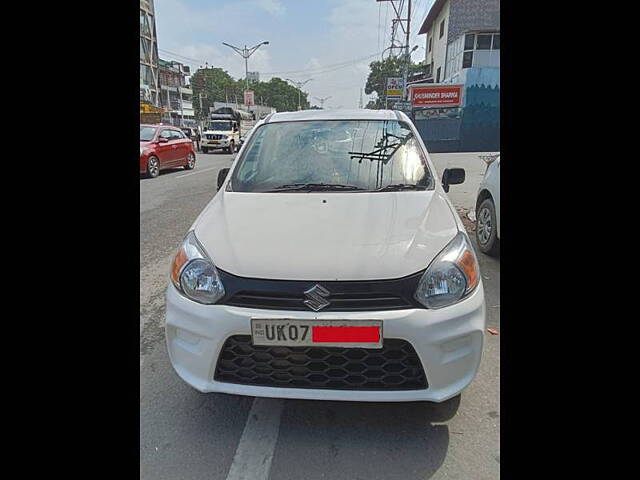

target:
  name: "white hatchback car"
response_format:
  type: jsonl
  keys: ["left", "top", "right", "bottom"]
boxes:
{"left": 166, "top": 109, "right": 486, "bottom": 403}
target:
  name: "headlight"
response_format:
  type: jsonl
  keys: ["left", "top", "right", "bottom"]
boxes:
{"left": 170, "top": 231, "right": 225, "bottom": 304}
{"left": 414, "top": 232, "right": 480, "bottom": 309}
{"left": 140, "top": 146, "right": 149, "bottom": 156}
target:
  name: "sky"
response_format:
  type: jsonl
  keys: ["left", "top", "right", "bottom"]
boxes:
{"left": 154, "top": 0, "right": 434, "bottom": 109}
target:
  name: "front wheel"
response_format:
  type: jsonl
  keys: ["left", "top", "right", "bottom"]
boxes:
{"left": 146, "top": 156, "right": 160, "bottom": 178}
{"left": 476, "top": 198, "right": 499, "bottom": 256}
{"left": 227, "top": 141, "right": 235, "bottom": 154}
{"left": 184, "top": 152, "right": 195, "bottom": 170}
{"left": 202, "top": 147, "right": 209, "bottom": 154}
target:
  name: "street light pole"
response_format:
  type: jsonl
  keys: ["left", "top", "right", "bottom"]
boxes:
{"left": 222, "top": 41, "right": 269, "bottom": 93}
{"left": 286, "top": 78, "right": 312, "bottom": 110}
{"left": 313, "top": 96, "right": 331, "bottom": 109}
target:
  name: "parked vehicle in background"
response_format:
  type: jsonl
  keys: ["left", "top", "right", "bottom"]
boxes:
{"left": 181, "top": 127, "right": 200, "bottom": 152}
{"left": 180, "top": 127, "right": 196, "bottom": 139}
{"left": 201, "top": 108, "right": 255, "bottom": 154}
{"left": 475, "top": 154, "right": 500, "bottom": 256}
{"left": 140, "top": 124, "right": 196, "bottom": 178}
{"left": 166, "top": 109, "right": 485, "bottom": 403}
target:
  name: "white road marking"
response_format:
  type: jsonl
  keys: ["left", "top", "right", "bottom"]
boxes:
{"left": 175, "top": 166, "right": 219, "bottom": 179}
{"left": 225, "top": 398, "right": 285, "bottom": 480}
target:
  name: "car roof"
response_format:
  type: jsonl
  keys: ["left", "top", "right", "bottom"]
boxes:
{"left": 140, "top": 124, "right": 180, "bottom": 130}
{"left": 266, "top": 109, "right": 402, "bottom": 123}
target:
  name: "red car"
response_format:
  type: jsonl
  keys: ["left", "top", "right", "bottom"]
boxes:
{"left": 140, "top": 124, "right": 196, "bottom": 178}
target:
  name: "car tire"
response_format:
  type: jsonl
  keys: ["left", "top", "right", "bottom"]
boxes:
{"left": 476, "top": 198, "right": 499, "bottom": 256}
{"left": 228, "top": 141, "right": 235, "bottom": 154}
{"left": 146, "top": 156, "right": 160, "bottom": 178}
{"left": 202, "top": 147, "right": 209, "bottom": 154}
{"left": 184, "top": 152, "right": 195, "bottom": 170}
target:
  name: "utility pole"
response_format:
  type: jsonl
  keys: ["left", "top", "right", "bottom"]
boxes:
{"left": 403, "top": 0, "right": 412, "bottom": 101}
{"left": 380, "top": 1, "right": 413, "bottom": 101}
{"left": 286, "top": 78, "right": 312, "bottom": 110}
{"left": 178, "top": 86, "right": 184, "bottom": 127}
{"left": 314, "top": 96, "right": 331, "bottom": 109}
{"left": 222, "top": 41, "right": 269, "bottom": 90}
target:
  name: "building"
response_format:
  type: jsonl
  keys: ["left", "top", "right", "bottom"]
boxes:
{"left": 414, "top": 0, "right": 500, "bottom": 152}
{"left": 140, "top": 0, "right": 160, "bottom": 105}
{"left": 419, "top": 0, "right": 499, "bottom": 84}
{"left": 158, "top": 59, "right": 196, "bottom": 127}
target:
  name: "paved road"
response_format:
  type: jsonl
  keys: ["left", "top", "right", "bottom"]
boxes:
{"left": 140, "top": 150, "right": 500, "bottom": 479}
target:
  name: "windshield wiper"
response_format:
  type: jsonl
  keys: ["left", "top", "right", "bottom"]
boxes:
{"left": 375, "top": 183, "right": 427, "bottom": 192}
{"left": 266, "top": 183, "right": 365, "bottom": 192}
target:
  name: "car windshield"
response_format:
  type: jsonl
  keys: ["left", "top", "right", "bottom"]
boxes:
{"left": 230, "top": 120, "right": 433, "bottom": 192}
{"left": 140, "top": 126, "right": 157, "bottom": 141}
{"left": 209, "top": 121, "right": 232, "bottom": 131}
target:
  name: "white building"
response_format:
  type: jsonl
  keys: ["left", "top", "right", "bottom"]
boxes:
{"left": 159, "top": 59, "right": 196, "bottom": 127}
{"left": 419, "top": 0, "right": 500, "bottom": 84}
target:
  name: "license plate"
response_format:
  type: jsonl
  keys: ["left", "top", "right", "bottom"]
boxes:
{"left": 251, "top": 319, "right": 383, "bottom": 348}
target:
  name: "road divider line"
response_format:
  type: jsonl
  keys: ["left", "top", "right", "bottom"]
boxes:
{"left": 225, "top": 398, "right": 284, "bottom": 480}
{"left": 175, "top": 166, "right": 218, "bottom": 179}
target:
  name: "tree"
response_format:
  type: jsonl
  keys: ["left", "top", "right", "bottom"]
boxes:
{"left": 191, "top": 67, "right": 310, "bottom": 116}
{"left": 364, "top": 56, "right": 423, "bottom": 109}
{"left": 190, "top": 67, "right": 239, "bottom": 120}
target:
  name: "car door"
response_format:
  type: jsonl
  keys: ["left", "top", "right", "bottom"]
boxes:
{"left": 157, "top": 129, "right": 177, "bottom": 167}
{"left": 171, "top": 129, "right": 190, "bottom": 165}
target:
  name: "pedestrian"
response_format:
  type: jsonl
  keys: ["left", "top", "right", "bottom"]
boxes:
{"left": 195, "top": 128, "right": 201, "bottom": 152}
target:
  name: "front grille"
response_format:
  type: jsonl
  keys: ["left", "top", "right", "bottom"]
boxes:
{"left": 217, "top": 270, "right": 424, "bottom": 312}
{"left": 214, "top": 335, "right": 428, "bottom": 390}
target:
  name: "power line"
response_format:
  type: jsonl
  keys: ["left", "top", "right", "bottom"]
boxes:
{"left": 158, "top": 48, "right": 206, "bottom": 65}
{"left": 263, "top": 52, "right": 383, "bottom": 76}
{"left": 159, "top": 47, "right": 383, "bottom": 79}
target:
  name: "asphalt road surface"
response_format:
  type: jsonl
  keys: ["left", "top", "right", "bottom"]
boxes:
{"left": 140, "top": 150, "right": 500, "bottom": 480}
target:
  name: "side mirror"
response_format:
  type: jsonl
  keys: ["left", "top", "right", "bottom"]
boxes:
{"left": 217, "top": 168, "right": 230, "bottom": 190}
{"left": 442, "top": 168, "right": 465, "bottom": 193}
{"left": 157, "top": 137, "right": 169, "bottom": 143}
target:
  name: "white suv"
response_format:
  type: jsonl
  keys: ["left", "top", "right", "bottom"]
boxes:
{"left": 165, "top": 109, "right": 486, "bottom": 403}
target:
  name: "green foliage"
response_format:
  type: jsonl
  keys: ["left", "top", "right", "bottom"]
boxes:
{"left": 364, "top": 56, "right": 423, "bottom": 109}
{"left": 190, "top": 67, "right": 309, "bottom": 117}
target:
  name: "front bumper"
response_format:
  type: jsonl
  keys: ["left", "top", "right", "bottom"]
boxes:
{"left": 165, "top": 283, "right": 485, "bottom": 402}
{"left": 201, "top": 139, "right": 229, "bottom": 147}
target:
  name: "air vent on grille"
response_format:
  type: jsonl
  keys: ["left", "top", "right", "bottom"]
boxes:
{"left": 214, "top": 335, "right": 428, "bottom": 390}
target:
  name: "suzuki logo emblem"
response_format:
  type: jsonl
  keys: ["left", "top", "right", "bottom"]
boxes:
{"left": 303, "top": 284, "right": 331, "bottom": 311}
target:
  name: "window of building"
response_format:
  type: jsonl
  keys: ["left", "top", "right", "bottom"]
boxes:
{"left": 436, "top": 67, "right": 441, "bottom": 82}
{"left": 428, "top": 37, "right": 432, "bottom": 52}
{"left": 464, "top": 34, "right": 475, "bottom": 50}
{"left": 462, "top": 51, "right": 473, "bottom": 68}
{"left": 476, "top": 34, "right": 492, "bottom": 50}
{"left": 492, "top": 34, "right": 500, "bottom": 50}
{"left": 439, "top": 20, "right": 445, "bottom": 39}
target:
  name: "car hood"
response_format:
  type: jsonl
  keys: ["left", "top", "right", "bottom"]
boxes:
{"left": 194, "top": 191, "right": 460, "bottom": 281}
